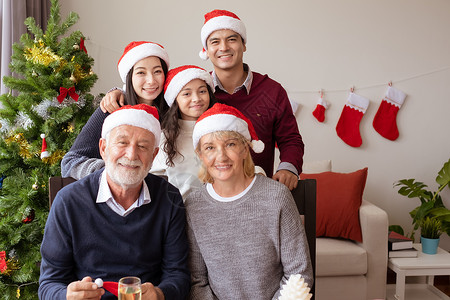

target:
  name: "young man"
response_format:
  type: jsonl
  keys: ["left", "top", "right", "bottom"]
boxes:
{"left": 198, "top": 9, "right": 304, "bottom": 190}
{"left": 39, "top": 105, "right": 190, "bottom": 300}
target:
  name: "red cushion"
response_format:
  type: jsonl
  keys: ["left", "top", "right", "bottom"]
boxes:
{"left": 300, "top": 168, "right": 368, "bottom": 242}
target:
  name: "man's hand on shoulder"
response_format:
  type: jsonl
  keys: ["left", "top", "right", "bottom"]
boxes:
{"left": 272, "top": 169, "right": 298, "bottom": 190}
{"left": 142, "top": 283, "right": 165, "bottom": 300}
{"left": 67, "top": 276, "right": 104, "bottom": 300}
{"left": 100, "top": 89, "right": 125, "bottom": 113}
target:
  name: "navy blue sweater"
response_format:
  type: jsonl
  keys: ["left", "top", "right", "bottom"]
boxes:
{"left": 38, "top": 169, "right": 190, "bottom": 299}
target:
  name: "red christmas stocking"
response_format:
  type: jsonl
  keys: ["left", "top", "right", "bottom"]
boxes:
{"left": 312, "top": 96, "right": 328, "bottom": 122}
{"left": 373, "top": 86, "right": 406, "bottom": 141}
{"left": 336, "top": 93, "right": 369, "bottom": 147}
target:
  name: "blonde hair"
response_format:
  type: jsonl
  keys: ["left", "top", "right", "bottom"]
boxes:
{"left": 196, "top": 131, "right": 255, "bottom": 184}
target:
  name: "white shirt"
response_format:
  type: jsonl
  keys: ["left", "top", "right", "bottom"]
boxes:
{"left": 150, "top": 119, "right": 203, "bottom": 199}
{"left": 206, "top": 176, "right": 257, "bottom": 202}
{"left": 96, "top": 171, "right": 151, "bottom": 217}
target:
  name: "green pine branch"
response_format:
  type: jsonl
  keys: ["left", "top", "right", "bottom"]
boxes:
{"left": 0, "top": 0, "right": 98, "bottom": 297}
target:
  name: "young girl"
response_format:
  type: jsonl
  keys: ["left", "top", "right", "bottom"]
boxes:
{"left": 150, "top": 65, "right": 216, "bottom": 198}
{"left": 61, "top": 41, "right": 170, "bottom": 179}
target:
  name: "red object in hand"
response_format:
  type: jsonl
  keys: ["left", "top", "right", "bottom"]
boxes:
{"left": 103, "top": 281, "right": 118, "bottom": 296}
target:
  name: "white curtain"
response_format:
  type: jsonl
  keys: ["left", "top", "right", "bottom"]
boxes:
{"left": 0, "top": 0, "right": 50, "bottom": 95}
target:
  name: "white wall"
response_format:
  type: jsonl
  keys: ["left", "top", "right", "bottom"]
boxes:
{"left": 60, "top": 0, "right": 450, "bottom": 249}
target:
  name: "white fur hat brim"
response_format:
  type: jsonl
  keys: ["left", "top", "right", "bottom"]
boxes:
{"left": 200, "top": 15, "right": 246, "bottom": 59}
{"left": 102, "top": 109, "right": 161, "bottom": 146}
{"left": 118, "top": 43, "right": 169, "bottom": 83}
{"left": 193, "top": 114, "right": 250, "bottom": 149}
{"left": 164, "top": 68, "right": 214, "bottom": 106}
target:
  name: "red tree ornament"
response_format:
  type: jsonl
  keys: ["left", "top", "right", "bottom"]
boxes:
{"left": 0, "top": 251, "right": 7, "bottom": 274}
{"left": 22, "top": 209, "right": 35, "bottom": 224}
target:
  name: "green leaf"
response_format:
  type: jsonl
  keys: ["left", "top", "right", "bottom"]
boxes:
{"left": 436, "top": 159, "right": 450, "bottom": 189}
{"left": 394, "top": 179, "right": 431, "bottom": 200}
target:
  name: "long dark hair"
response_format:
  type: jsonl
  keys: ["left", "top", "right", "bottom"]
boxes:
{"left": 124, "top": 57, "right": 169, "bottom": 120}
{"left": 161, "top": 84, "right": 217, "bottom": 167}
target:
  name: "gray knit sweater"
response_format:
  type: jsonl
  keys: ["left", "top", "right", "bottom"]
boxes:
{"left": 185, "top": 175, "right": 313, "bottom": 300}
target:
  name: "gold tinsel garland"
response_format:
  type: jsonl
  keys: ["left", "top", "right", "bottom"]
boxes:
{"left": 1, "top": 258, "right": 20, "bottom": 277}
{"left": 4, "top": 133, "right": 32, "bottom": 159}
{"left": 42, "top": 149, "right": 65, "bottom": 165}
{"left": 23, "top": 41, "right": 91, "bottom": 83}
{"left": 4, "top": 133, "right": 65, "bottom": 164}
{"left": 23, "top": 41, "right": 62, "bottom": 67}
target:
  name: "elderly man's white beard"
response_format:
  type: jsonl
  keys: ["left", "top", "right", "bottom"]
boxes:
{"left": 105, "top": 156, "right": 152, "bottom": 188}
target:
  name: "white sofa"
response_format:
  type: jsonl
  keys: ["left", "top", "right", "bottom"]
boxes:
{"left": 315, "top": 200, "right": 388, "bottom": 300}
{"left": 302, "top": 160, "right": 389, "bottom": 300}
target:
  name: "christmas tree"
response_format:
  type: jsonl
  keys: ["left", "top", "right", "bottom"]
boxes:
{"left": 0, "top": 0, "right": 98, "bottom": 298}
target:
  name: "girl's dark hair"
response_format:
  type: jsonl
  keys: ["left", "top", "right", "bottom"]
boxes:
{"left": 124, "top": 57, "right": 169, "bottom": 120}
{"left": 161, "top": 84, "right": 217, "bottom": 167}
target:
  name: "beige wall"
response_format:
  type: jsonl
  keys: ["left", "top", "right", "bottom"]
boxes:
{"left": 60, "top": 0, "right": 450, "bottom": 249}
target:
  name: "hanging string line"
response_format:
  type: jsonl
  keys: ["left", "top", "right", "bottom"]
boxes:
{"left": 288, "top": 66, "right": 450, "bottom": 95}
{"left": 4, "top": 281, "right": 38, "bottom": 287}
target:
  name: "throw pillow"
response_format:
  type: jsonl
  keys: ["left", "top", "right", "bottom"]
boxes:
{"left": 300, "top": 168, "right": 368, "bottom": 242}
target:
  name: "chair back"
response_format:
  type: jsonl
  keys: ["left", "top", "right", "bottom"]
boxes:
{"left": 48, "top": 176, "right": 76, "bottom": 208}
{"left": 291, "top": 178, "right": 316, "bottom": 298}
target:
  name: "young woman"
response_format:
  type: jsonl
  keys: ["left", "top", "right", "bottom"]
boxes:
{"left": 150, "top": 65, "right": 216, "bottom": 198}
{"left": 61, "top": 41, "right": 170, "bottom": 179}
{"left": 185, "top": 103, "right": 313, "bottom": 299}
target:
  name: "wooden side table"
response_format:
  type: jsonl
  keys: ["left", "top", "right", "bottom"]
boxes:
{"left": 387, "top": 244, "right": 450, "bottom": 300}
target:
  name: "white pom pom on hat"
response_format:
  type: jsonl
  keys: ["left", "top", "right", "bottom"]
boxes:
{"left": 117, "top": 41, "right": 170, "bottom": 83}
{"left": 94, "top": 278, "right": 103, "bottom": 288}
{"left": 199, "top": 48, "right": 209, "bottom": 60}
{"left": 199, "top": 9, "right": 247, "bottom": 60}
{"left": 193, "top": 103, "right": 264, "bottom": 153}
{"left": 163, "top": 65, "right": 214, "bottom": 107}
{"left": 101, "top": 104, "right": 161, "bottom": 146}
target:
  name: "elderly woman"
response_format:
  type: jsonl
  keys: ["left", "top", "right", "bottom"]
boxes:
{"left": 185, "top": 103, "right": 313, "bottom": 300}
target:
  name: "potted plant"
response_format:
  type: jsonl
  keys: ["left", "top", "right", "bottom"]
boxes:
{"left": 392, "top": 158, "right": 450, "bottom": 245}
{"left": 420, "top": 217, "right": 442, "bottom": 254}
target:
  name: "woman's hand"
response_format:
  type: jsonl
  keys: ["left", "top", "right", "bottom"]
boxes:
{"left": 100, "top": 89, "right": 125, "bottom": 113}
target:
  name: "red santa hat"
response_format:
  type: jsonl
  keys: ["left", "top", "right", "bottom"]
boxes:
{"left": 40, "top": 134, "right": 50, "bottom": 159}
{"left": 199, "top": 9, "right": 247, "bottom": 60}
{"left": 101, "top": 104, "right": 161, "bottom": 145}
{"left": 193, "top": 103, "right": 264, "bottom": 153}
{"left": 94, "top": 278, "right": 118, "bottom": 297}
{"left": 117, "top": 41, "right": 170, "bottom": 83}
{"left": 163, "top": 65, "right": 214, "bottom": 106}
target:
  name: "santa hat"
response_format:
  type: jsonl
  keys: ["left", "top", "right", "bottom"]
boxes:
{"left": 163, "top": 65, "right": 214, "bottom": 106}
{"left": 94, "top": 279, "right": 118, "bottom": 297}
{"left": 40, "top": 134, "right": 50, "bottom": 159}
{"left": 199, "top": 9, "right": 247, "bottom": 60}
{"left": 193, "top": 103, "right": 264, "bottom": 153}
{"left": 101, "top": 104, "right": 161, "bottom": 146}
{"left": 117, "top": 41, "right": 170, "bottom": 83}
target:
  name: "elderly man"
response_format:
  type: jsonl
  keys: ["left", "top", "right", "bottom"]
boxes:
{"left": 38, "top": 104, "right": 190, "bottom": 300}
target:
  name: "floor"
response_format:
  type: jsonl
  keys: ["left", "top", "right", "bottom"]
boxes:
{"left": 387, "top": 268, "right": 450, "bottom": 296}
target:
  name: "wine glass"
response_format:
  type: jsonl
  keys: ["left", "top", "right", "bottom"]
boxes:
{"left": 118, "top": 276, "right": 141, "bottom": 300}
